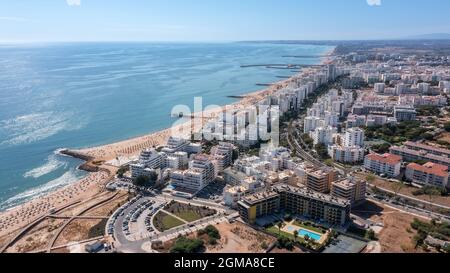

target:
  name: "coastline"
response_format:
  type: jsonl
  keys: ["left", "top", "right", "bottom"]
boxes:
{"left": 0, "top": 46, "right": 335, "bottom": 241}
{"left": 68, "top": 47, "right": 336, "bottom": 162}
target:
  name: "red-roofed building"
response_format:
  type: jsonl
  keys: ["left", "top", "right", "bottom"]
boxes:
{"left": 405, "top": 162, "right": 449, "bottom": 189}
{"left": 364, "top": 153, "right": 402, "bottom": 178}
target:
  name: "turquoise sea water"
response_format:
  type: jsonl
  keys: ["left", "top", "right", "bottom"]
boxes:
{"left": 0, "top": 42, "right": 333, "bottom": 210}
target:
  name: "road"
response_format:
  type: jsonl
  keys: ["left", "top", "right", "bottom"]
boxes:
{"left": 366, "top": 183, "right": 450, "bottom": 211}
{"left": 287, "top": 120, "right": 324, "bottom": 168}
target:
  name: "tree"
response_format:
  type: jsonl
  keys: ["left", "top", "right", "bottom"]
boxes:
{"left": 371, "top": 143, "right": 391, "bottom": 154}
{"left": 293, "top": 230, "right": 299, "bottom": 242}
{"left": 301, "top": 134, "right": 314, "bottom": 148}
{"left": 277, "top": 222, "right": 284, "bottom": 236}
{"left": 133, "top": 175, "right": 150, "bottom": 187}
{"left": 366, "top": 229, "right": 377, "bottom": 241}
{"left": 445, "top": 122, "right": 450, "bottom": 132}
{"left": 203, "top": 225, "right": 221, "bottom": 240}
{"left": 116, "top": 166, "right": 128, "bottom": 178}
{"left": 315, "top": 143, "right": 330, "bottom": 160}
{"left": 443, "top": 244, "right": 450, "bottom": 254}
{"left": 304, "top": 234, "right": 310, "bottom": 242}
{"left": 261, "top": 241, "right": 269, "bottom": 250}
{"left": 277, "top": 236, "right": 294, "bottom": 251}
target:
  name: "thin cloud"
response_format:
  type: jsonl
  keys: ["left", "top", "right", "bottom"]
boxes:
{"left": 105, "top": 24, "right": 189, "bottom": 33}
{"left": 0, "top": 16, "right": 28, "bottom": 22}
{"left": 66, "top": 0, "right": 81, "bottom": 6}
{"left": 367, "top": 0, "right": 382, "bottom": 6}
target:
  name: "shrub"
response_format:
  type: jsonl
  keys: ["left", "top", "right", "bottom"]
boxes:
{"left": 277, "top": 236, "right": 294, "bottom": 251}
{"left": 208, "top": 238, "right": 218, "bottom": 245}
{"left": 199, "top": 225, "right": 221, "bottom": 240}
{"left": 170, "top": 237, "right": 204, "bottom": 253}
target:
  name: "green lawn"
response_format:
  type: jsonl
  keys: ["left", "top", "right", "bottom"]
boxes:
{"left": 265, "top": 224, "right": 326, "bottom": 251}
{"left": 266, "top": 226, "right": 306, "bottom": 244}
{"left": 292, "top": 221, "right": 326, "bottom": 234}
{"left": 174, "top": 211, "right": 203, "bottom": 223}
{"left": 154, "top": 212, "right": 185, "bottom": 231}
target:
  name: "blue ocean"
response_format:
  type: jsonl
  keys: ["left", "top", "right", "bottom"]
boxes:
{"left": 0, "top": 42, "right": 333, "bottom": 210}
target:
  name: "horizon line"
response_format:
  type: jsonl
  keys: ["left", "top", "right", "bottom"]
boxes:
{"left": 1, "top": 38, "right": 450, "bottom": 45}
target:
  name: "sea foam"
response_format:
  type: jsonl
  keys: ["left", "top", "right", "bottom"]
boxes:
{"left": 23, "top": 154, "right": 67, "bottom": 179}
{"left": 0, "top": 170, "right": 82, "bottom": 210}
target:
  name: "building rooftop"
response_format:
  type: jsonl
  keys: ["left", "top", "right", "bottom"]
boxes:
{"left": 404, "top": 141, "right": 450, "bottom": 157}
{"left": 366, "top": 153, "right": 402, "bottom": 165}
{"left": 241, "top": 191, "right": 279, "bottom": 205}
{"left": 226, "top": 186, "right": 248, "bottom": 195}
{"left": 273, "top": 184, "right": 350, "bottom": 207}
{"left": 407, "top": 162, "right": 449, "bottom": 177}
{"left": 332, "top": 179, "right": 357, "bottom": 191}
{"left": 390, "top": 146, "right": 450, "bottom": 165}
{"left": 307, "top": 169, "right": 330, "bottom": 179}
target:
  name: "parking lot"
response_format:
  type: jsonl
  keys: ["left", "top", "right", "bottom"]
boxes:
{"left": 107, "top": 195, "right": 166, "bottom": 243}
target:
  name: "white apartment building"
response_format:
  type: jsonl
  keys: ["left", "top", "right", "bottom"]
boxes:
{"left": 374, "top": 83, "right": 385, "bottom": 93}
{"left": 328, "top": 145, "right": 365, "bottom": 163}
{"left": 304, "top": 116, "right": 323, "bottom": 133}
{"left": 394, "top": 105, "right": 417, "bottom": 122}
{"left": 224, "top": 186, "right": 249, "bottom": 208}
{"left": 344, "top": 128, "right": 365, "bottom": 147}
{"left": 139, "top": 148, "right": 164, "bottom": 169}
{"left": 162, "top": 136, "right": 190, "bottom": 154}
{"left": 364, "top": 153, "right": 402, "bottom": 178}
{"left": 130, "top": 163, "right": 158, "bottom": 179}
{"left": 405, "top": 162, "right": 449, "bottom": 189}
{"left": 211, "top": 142, "right": 236, "bottom": 172}
{"left": 170, "top": 154, "right": 217, "bottom": 192}
{"left": 310, "top": 126, "right": 336, "bottom": 146}
{"left": 170, "top": 169, "right": 204, "bottom": 193}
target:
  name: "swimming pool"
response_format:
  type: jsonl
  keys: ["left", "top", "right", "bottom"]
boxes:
{"left": 298, "top": 229, "right": 322, "bottom": 241}
{"left": 285, "top": 226, "right": 323, "bottom": 241}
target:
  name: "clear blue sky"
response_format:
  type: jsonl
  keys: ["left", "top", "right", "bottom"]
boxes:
{"left": 0, "top": 0, "right": 449, "bottom": 42}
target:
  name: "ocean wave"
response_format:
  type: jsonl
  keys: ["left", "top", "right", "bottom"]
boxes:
{"left": 0, "top": 111, "right": 87, "bottom": 146}
{"left": 1, "top": 170, "right": 82, "bottom": 210}
{"left": 23, "top": 154, "right": 67, "bottom": 179}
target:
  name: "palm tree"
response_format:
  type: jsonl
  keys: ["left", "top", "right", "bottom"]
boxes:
{"left": 293, "top": 230, "right": 298, "bottom": 242}
{"left": 304, "top": 235, "right": 310, "bottom": 242}
{"left": 277, "top": 222, "right": 283, "bottom": 236}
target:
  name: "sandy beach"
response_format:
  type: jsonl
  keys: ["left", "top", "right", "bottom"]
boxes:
{"left": 0, "top": 170, "right": 113, "bottom": 239}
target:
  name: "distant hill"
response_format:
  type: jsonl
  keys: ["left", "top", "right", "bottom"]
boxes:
{"left": 403, "top": 33, "right": 450, "bottom": 40}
